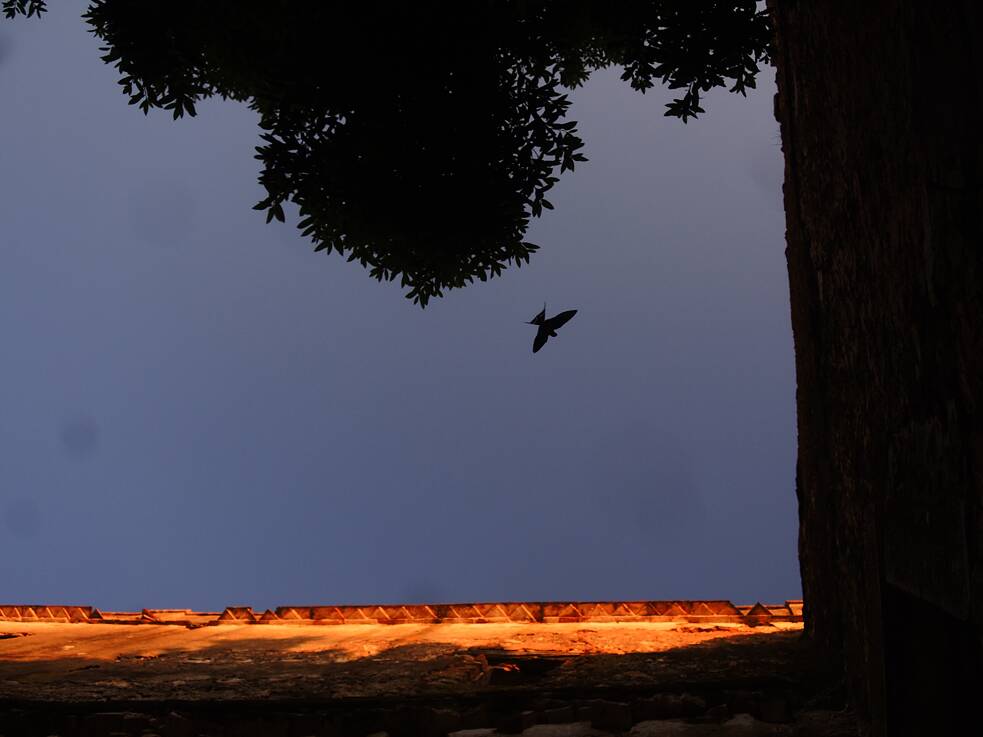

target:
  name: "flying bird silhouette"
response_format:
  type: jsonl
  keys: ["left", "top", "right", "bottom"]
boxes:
{"left": 527, "top": 303, "right": 578, "bottom": 353}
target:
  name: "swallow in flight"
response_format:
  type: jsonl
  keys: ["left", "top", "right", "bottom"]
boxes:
{"left": 527, "top": 303, "right": 578, "bottom": 353}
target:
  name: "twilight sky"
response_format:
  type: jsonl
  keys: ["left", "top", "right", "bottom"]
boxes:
{"left": 0, "top": 4, "right": 796, "bottom": 611}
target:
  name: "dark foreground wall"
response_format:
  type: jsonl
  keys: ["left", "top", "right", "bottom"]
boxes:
{"left": 769, "top": 1, "right": 983, "bottom": 735}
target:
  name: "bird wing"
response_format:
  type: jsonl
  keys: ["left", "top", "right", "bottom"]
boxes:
{"left": 529, "top": 305, "right": 547, "bottom": 325}
{"left": 544, "top": 309, "right": 577, "bottom": 331}
{"left": 532, "top": 328, "right": 549, "bottom": 353}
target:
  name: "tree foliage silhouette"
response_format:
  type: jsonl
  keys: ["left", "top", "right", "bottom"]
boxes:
{"left": 2, "top": 0, "right": 46, "bottom": 19}
{"left": 7, "top": 1, "right": 771, "bottom": 305}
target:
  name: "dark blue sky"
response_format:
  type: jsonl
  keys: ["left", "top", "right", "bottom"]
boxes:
{"left": 0, "top": 3, "right": 796, "bottom": 610}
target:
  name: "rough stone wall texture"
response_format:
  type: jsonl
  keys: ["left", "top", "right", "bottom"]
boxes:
{"left": 768, "top": 1, "right": 983, "bottom": 735}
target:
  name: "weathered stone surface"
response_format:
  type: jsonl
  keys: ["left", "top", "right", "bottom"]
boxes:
{"left": 0, "top": 621, "right": 809, "bottom": 702}
{"left": 759, "top": 697, "right": 790, "bottom": 724}
{"left": 495, "top": 710, "right": 538, "bottom": 733}
{"left": 0, "top": 621, "right": 851, "bottom": 736}
{"left": 630, "top": 714, "right": 787, "bottom": 736}
{"left": 705, "top": 704, "right": 731, "bottom": 722}
{"left": 543, "top": 706, "right": 576, "bottom": 724}
{"left": 786, "top": 710, "right": 859, "bottom": 737}
{"left": 423, "top": 707, "right": 463, "bottom": 737}
{"left": 589, "top": 700, "right": 632, "bottom": 731}
{"left": 521, "top": 724, "right": 605, "bottom": 737}
{"left": 769, "top": 1, "right": 983, "bottom": 734}
{"left": 632, "top": 694, "right": 707, "bottom": 721}
{"left": 286, "top": 714, "right": 327, "bottom": 737}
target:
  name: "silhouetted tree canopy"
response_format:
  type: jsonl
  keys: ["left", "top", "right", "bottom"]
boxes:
{"left": 2, "top": 0, "right": 46, "bottom": 19}
{"left": 7, "top": 1, "right": 771, "bottom": 305}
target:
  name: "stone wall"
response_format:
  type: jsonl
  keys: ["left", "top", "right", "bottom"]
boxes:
{"left": 769, "top": 1, "right": 983, "bottom": 735}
